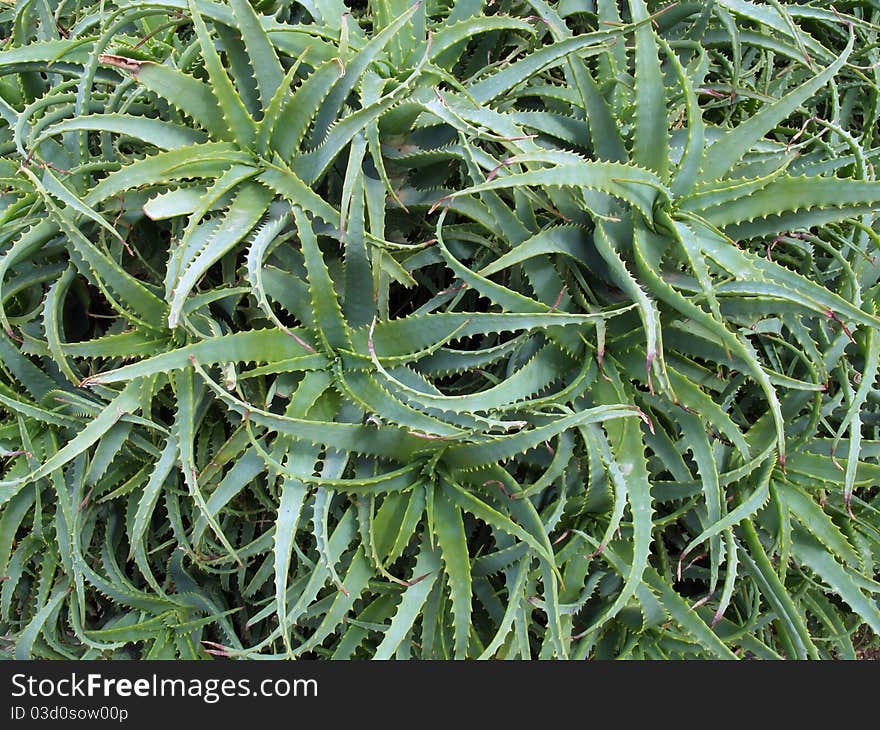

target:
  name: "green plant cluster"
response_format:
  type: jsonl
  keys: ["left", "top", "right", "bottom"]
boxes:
{"left": 1, "top": 0, "right": 880, "bottom": 660}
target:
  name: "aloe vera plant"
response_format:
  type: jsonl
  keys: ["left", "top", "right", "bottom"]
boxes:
{"left": 1, "top": 0, "right": 879, "bottom": 660}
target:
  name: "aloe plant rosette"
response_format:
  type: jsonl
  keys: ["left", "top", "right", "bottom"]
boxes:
{"left": 1, "top": 0, "right": 879, "bottom": 659}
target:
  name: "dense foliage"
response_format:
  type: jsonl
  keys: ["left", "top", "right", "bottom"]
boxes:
{"left": 1, "top": 0, "right": 880, "bottom": 659}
